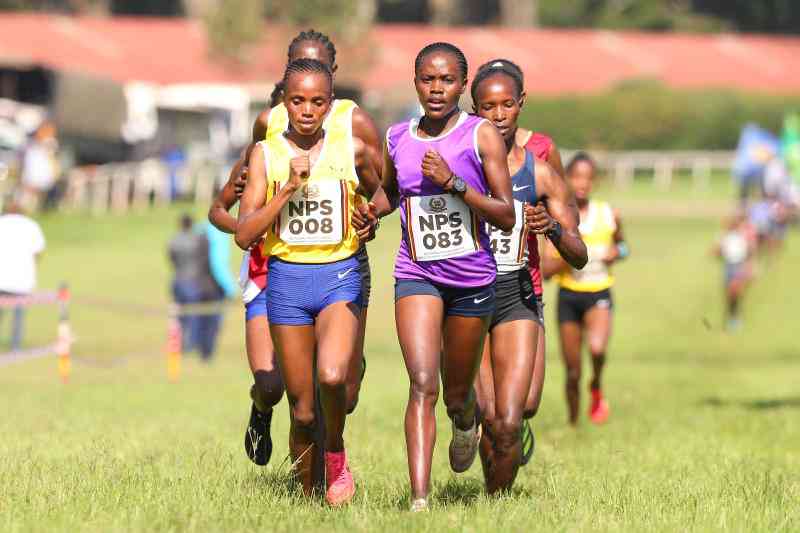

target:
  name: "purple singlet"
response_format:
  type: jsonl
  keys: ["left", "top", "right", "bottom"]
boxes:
{"left": 388, "top": 112, "right": 497, "bottom": 288}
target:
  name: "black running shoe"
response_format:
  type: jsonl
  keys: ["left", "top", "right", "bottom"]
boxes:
{"left": 244, "top": 403, "right": 273, "bottom": 466}
{"left": 520, "top": 419, "right": 535, "bottom": 466}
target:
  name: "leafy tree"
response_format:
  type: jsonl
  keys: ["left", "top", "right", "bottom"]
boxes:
{"left": 203, "top": 0, "right": 263, "bottom": 61}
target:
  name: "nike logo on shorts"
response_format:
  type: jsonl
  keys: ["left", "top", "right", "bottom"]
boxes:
{"left": 512, "top": 184, "right": 530, "bottom": 192}
{"left": 524, "top": 293, "right": 533, "bottom": 300}
{"left": 473, "top": 295, "right": 491, "bottom": 304}
{"left": 337, "top": 267, "right": 355, "bottom": 280}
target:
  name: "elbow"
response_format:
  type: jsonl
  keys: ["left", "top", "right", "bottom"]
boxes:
{"left": 573, "top": 244, "right": 589, "bottom": 269}
{"left": 234, "top": 230, "right": 251, "bottom": 251}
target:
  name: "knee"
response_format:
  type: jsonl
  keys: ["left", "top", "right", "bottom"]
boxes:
{"left": 290, "top": 402, "right": 315, "bottom": 430}
{"left": 566, "top": 366, "right": 581, "bottom": 387}
{"left": 408, "top": 370, "right": 439, "bottom": 403}
{"left": 444, "top": 387, "right": 473, "bottom": 419}
{"left": 253, "top": 370, "right": 284, "bottom": 408}
{"left": 589, "top": 348, "right": 606, "bottom": 361}
{"left": 487, "top": 413, "right": 522, "bottom": 452}
{"left": 318, "top": 365, "right": 347, "bottom": 389}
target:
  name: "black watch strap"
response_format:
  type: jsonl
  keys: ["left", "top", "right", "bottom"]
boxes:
{"left": 546, "top": 220, "right": 563, "bottom": 241}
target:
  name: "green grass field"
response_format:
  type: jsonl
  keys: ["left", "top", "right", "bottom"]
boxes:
{"left": 1, "top": 179, "right": 798, "bottom": 532}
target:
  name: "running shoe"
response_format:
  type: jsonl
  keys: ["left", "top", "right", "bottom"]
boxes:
{"left": 244, "top": 403, "right": 273, "bottom": 466}
{"left": 325, "top": 450, "right": 355, "bottom": 506}
{"left": 409, "top": 498, "right": 429, "bottom": 512}
{"left": 448, "top": 417, "right": 481, "bottom": 473}
{"left": 589, "top": 388, "right": 610, "bottom": 425}
{"left": 520, "top": 419, "right": 535, "bottom": 466}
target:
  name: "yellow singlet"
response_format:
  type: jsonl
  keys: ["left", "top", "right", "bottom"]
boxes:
{"left": 260, "top": 99, "right": 361, "bottom": 264}
{"left": 556, "top": 200, "right": 617, "bottom": 292}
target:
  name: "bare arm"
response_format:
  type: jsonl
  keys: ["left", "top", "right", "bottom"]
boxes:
{"left": 353, "top": 138, "right": 391, "bottom": 217}
{"left": 540, "top": 240, "right": 570, "bottom": 279}
{"left": 234, "top": 144, "right": 302, "bottom": 250}
{"left": 527, "top": 159, "right": 588, "bottom": 269}
{"left": 603, "top": 209, "right": 628, "bottom": 265}
{"left": 546, "top": 142, "right": 566, "bottom": 178}
{"left": 352, "top": 108, "right": 382, "bottom": 172}
{"left": 208, "top": 160, "right": 245, "bottom": 234}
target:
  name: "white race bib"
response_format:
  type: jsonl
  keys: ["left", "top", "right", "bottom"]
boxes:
{"left": 406, "top": 194, "right": 477, "bottom": 261}
{"left": 278, "top": 181, "right": 345, "bottom": 245}
{"left": 488, "top": 199, "right": 527, "bottom": 272}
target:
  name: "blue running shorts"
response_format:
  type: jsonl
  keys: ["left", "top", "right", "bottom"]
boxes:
{"left": 267, "top": 256, "right": 363, "bottom": 326}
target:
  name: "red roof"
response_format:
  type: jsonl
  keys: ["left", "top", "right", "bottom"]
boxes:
{"left": 2, "top": 14, "right": 800, "bottom": 94}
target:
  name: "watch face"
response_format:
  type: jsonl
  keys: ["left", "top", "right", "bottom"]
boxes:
{"left": 454, "top": 177, "right": 467, "bottom": 193}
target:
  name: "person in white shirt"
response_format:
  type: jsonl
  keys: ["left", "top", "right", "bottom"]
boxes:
{"left": 19, "top": 121, "right": 59, "bottom": 212}
{"left": 0, "top": 202, "right": 45, "bottom": 351}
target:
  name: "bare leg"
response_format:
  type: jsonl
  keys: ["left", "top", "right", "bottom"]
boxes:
{"left": 245, "top": 315, "right": 284, "bottom": 411}
{"left": 583, "top": 306, "right": 612, "bottom": 392}
{"left": 441, "top": 315, "right": 490, "bottom": 431}
{"left": 345, "top": 306, "right": 368, "bottom": 414}
{"left": 523, "top": 322, "right": 546, "bottom": 418}
{"left": 315, "top": 301, "right": 361, "bottom": 452}
{"left": 396, "top": 295, "right": 444, "bottom": 500}
{"left": 477, "top": 336, "right": 496, "bottom": 481}
{"left": 559, "top": 321, "right": 583, "bottom": 425}
{"left": 270, "top": 324, "right": 317, "bottom": 495}
{"left": 482, "top": 320, "right": 537, "bottom": 493}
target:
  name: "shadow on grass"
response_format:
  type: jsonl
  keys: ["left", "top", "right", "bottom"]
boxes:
{"left": 700, "top": 396, "right": 800, "bottom": 410}
{"left": 433, "top": 477, "right": 484, "bottom": 507}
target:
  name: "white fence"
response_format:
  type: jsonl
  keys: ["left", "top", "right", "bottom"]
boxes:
{"left": 565, "top": 150, "right": 735, "bottom": 190}
{"left": 60, "top": 158, "right": 227, "bottom": 215}
{"left": 7, "top": 150, "right": 735, "bottom": 214}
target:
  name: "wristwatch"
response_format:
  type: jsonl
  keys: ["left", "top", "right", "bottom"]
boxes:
{"left": 451, "top": 175, "right": 467, "bottom": 195}
{"left": 545, "top": 220, "right": 563, "bottom": 242}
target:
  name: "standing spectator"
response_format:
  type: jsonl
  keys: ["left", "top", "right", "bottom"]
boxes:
{"left": 19, "top": 121, "right": 59, "bottom": 212}
{"left": 168, "top": 213, "right": 224, "bottom": 361}
{"left": 0, "top": 202, "right": 45, "bottom": 351}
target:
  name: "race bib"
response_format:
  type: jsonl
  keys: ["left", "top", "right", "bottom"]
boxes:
{"left": 488, "top": 199, "right": 527, "bottom": 268}
{"left": 278, "top": 181, "right": 345, "bottom": 245}
{"left": 406, "top": 194, "right": 477, "bottom": 261}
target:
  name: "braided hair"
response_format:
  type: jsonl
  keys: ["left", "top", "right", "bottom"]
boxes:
{"left": 269, "top": 29, "right": 338, "bottom": 108}
{"left": 470, "top": 58, "right": 524, "bottom": 102}
{"left": 281, "top": 58, "right": 333, "bottom": 96}
{"left": 414, "top": 42, "right": 468, "bottom": 81}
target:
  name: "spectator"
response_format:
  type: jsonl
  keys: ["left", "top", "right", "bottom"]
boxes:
{"left": 0, "top": 202, "right": 45, "bottom": 351}
{"left": 168, "top": 213, "right": 224, "bottom": 361}
{"left": 18, "top": 121, "right": 59, "bottom": 212}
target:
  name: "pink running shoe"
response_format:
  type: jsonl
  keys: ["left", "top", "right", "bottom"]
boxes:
{"left": 325, "top": 451, "right": 355, "bottom": 506}
{"left": 589, "top": 388, "right": 610, "bottom": 425}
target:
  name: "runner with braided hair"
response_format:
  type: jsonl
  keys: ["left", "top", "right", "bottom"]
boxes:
{"left": 223, "top": 29, "right": 380, "bottom": 471}
{"left": 237, "top": 58, "right": 388, "bottom": 504}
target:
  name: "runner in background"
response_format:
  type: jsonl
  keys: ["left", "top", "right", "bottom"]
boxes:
{"left": 713, "top": 212, "right": 756, "bottom": 331}
{"left": 470, "top": 59, "right": 586, "bottom": 492}
{"left": 209, "top": 148, "right": 281, "bottom": 467}
{"left": 513, "top": 73, "right": 569, "bottom": 463}
{"left": 543, "top": 152, "right": 627, "bottom": 426}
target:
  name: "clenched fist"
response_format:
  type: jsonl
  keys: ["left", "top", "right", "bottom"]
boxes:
{"left": 524, "top": 202, "right": 556, "bottom": 234}
{"left": 421, "top": 149, "right": 454, "bottom": 190}
{"left": 288, "top": 156, "right": 310, "bottom": 191}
